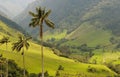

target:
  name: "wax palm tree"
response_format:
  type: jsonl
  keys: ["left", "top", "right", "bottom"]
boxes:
{"left": 12, "top": 35, "right": 31, "bottom": 77}
{"left": 0, "top": 36, "right": 10, "bottom": 77}
{"left": 29, "top": 7, "right": 55, "bottom": 77}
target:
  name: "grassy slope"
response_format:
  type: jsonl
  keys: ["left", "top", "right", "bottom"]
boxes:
{"left": 0, "top": 21, "right": 116, "bottom": 76}
{"left": 90, "top": 50, "right": 120, "bottom": 64}
{"left": 0, "top": 43, "right": 116, "bottom": 76}
{"left": 65, "top": 22, "right": 112, "bottom": 47}
{"left": 0, "top": 21, "right": 21, "bottom": 39}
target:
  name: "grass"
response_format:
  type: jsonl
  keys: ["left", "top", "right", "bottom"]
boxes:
{"left": 65, "top": 22, "right": 112, "bottom": 47}
{"left": 0, "top": 42, "right": 116, "bottom": 76}
{"left": 0, "top": 21, "right": 117, "bottom": 76}
{"left": 44, "top": 29, "right": 67, "bottom": 41}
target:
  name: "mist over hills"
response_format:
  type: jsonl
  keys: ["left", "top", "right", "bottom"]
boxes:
{"left": 0, "top": 0, "right": 36, "bottom": 17}
{"left": 0, "top": 5, "right": 10, "bottom": 17}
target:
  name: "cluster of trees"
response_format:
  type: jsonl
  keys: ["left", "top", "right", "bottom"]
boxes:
{"left": 55, "top": 44, "right": 95, "bottom": 63}
{"left": 42, "top": 39, "right": 96, "bottom": 63}
{"left": 109, "top": 37, "right": 120, "bottom": 50}
{"left": 0, "top": 56, "right": 26, "bottom": 77}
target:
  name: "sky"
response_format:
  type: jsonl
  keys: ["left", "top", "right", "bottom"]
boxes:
{"left": 0, "top": 0, "right": 36, "bottom": 17}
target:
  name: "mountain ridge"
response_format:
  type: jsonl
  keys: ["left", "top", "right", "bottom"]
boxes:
{"left": 14, "top": 0, "right": 102, "bottom": 38}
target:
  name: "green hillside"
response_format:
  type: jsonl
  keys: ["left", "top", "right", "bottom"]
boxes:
{"left": 0, "top": 21, "right": 21, "bottom": 39}
{"left": 0, "top": 21, "right": 116, "bottom": 77}
{"left": 0, "top": 15, "right": 25, "bottom": 34}
{"left": 0, "top": 42, "right": 116, "bottom": 76}
{"left": 65, "top": 22, "right": 112, "bottom": 46}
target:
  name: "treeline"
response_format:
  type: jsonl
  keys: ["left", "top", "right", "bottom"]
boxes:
{"left": 40, "top": 36, "right": 120, "bottom": 62}
{"left": 36, "top": 38, "right": 96, "bottom": 63}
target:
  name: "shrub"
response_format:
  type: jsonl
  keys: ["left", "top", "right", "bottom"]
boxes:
{"left": 58, "top": 65, "right": 64, "bottom": 71}
{"left": 87, "top": 66, "right": 98, "bottom": 73}
{"left": 29, "top": 73, "right": 38, "bottom": 77}
{"left": 55, "top": 71, "right": 60, "bottom": 77}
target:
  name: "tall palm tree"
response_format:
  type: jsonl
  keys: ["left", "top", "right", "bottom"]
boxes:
{"left": 29, "top": 7, "right": 55, "bottom": 77}
{"left": 0, "top": 36, "right": 10, "bottom": 77}
{"left": 12, "top": 35, "right": 31, "bottom": 77}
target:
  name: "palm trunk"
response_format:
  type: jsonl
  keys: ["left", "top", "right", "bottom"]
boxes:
{"left": 0, "top": 63, "right": 2, "bottom": 77}
{"left": 6, "top": 60, "right": 8, "bottom": 77}
{"left": 6, "top": 43, "right": 8, "bottom": 77}
{"left": 40, "top": 25, "right": 44, "bottom": 77}
{"left": 23, "top": 48, "right": 25, "bottom": 77}
{"left": 0, "top": 74, "right": 2, "bottom": 77}
{"left": 102, "top": 47, "right": 105, "bottom": 64}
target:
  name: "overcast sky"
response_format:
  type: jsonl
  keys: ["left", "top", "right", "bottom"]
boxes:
{"left": 0, "top": 0, "right": 36, "bottom": 16}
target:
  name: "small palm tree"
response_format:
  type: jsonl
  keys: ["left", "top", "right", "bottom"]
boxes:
{"left": 0, "top": 36, "right": 10, "bottom": 51}
{"left": 12, "top": 35, "right": 31, "bottom": 77}
{"left": 29, "top": 7, "right": 54, "bottom": 77}
{"left": 0, "top": 36, "right": 10, "bottom": 77}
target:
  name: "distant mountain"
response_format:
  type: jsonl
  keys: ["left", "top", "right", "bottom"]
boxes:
{"left": 81, "top": 0, "right": 120, "bottom": 36}
{"left": 67, "top": 0, "right": 120, "bottom": 40}
{"left": 59, "top": 0, "right": 120, "bottom": 54}
{"left": 14, "top": 0, "right": 120, "bottom": 46}
{"left": 14, "top": 0, "right": 102, "bottom": 38}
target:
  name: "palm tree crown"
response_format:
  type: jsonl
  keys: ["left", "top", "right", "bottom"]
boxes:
{"left": 0, "top": 36, "right": 10, "bottom": 45}
{"left": 29, "top": 7, "right": 54, "bottom": 28}
{"left": 12, "top": 35, "right": 31, "bottom": 52}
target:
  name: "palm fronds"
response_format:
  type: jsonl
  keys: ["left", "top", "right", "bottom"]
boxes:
{"left": 0, "top": 36, "right": 10, "bottom": 44}
{"left": 12, "top": 35, "right": 31, "bottom": 52}
{"left": 29, "top": 7, "right": 55, "bottom": 29}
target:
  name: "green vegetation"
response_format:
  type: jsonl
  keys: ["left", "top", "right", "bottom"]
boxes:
{"left": 0, "top": 56, "right": 27, "bottom": 77}
{"left": 44, "top": 29, "right": 67, "bottom": 41}
{"left": 0, "top": 32, "right": 116, "bottom": 77}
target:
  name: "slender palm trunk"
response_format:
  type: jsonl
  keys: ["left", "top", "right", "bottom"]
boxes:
{"left": 0, "top": 74, "right": 2, "bottom": 77}
{"left": 0, "top": 63, "right": 2, "bottom": 77}
{"left": 6, "top": 43, "right": 8, "bottom": 77}
{"left": 40, "top": 25, "right": 44, "bottom": 77}
{"left": 23, "top": 48, "right": 25, "bottom": 77}
{"left": 6, "top": 60, "right": 8, "bottom": 77}
{"left": 102, "top": 47, "right": 105, "bottom": 64}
